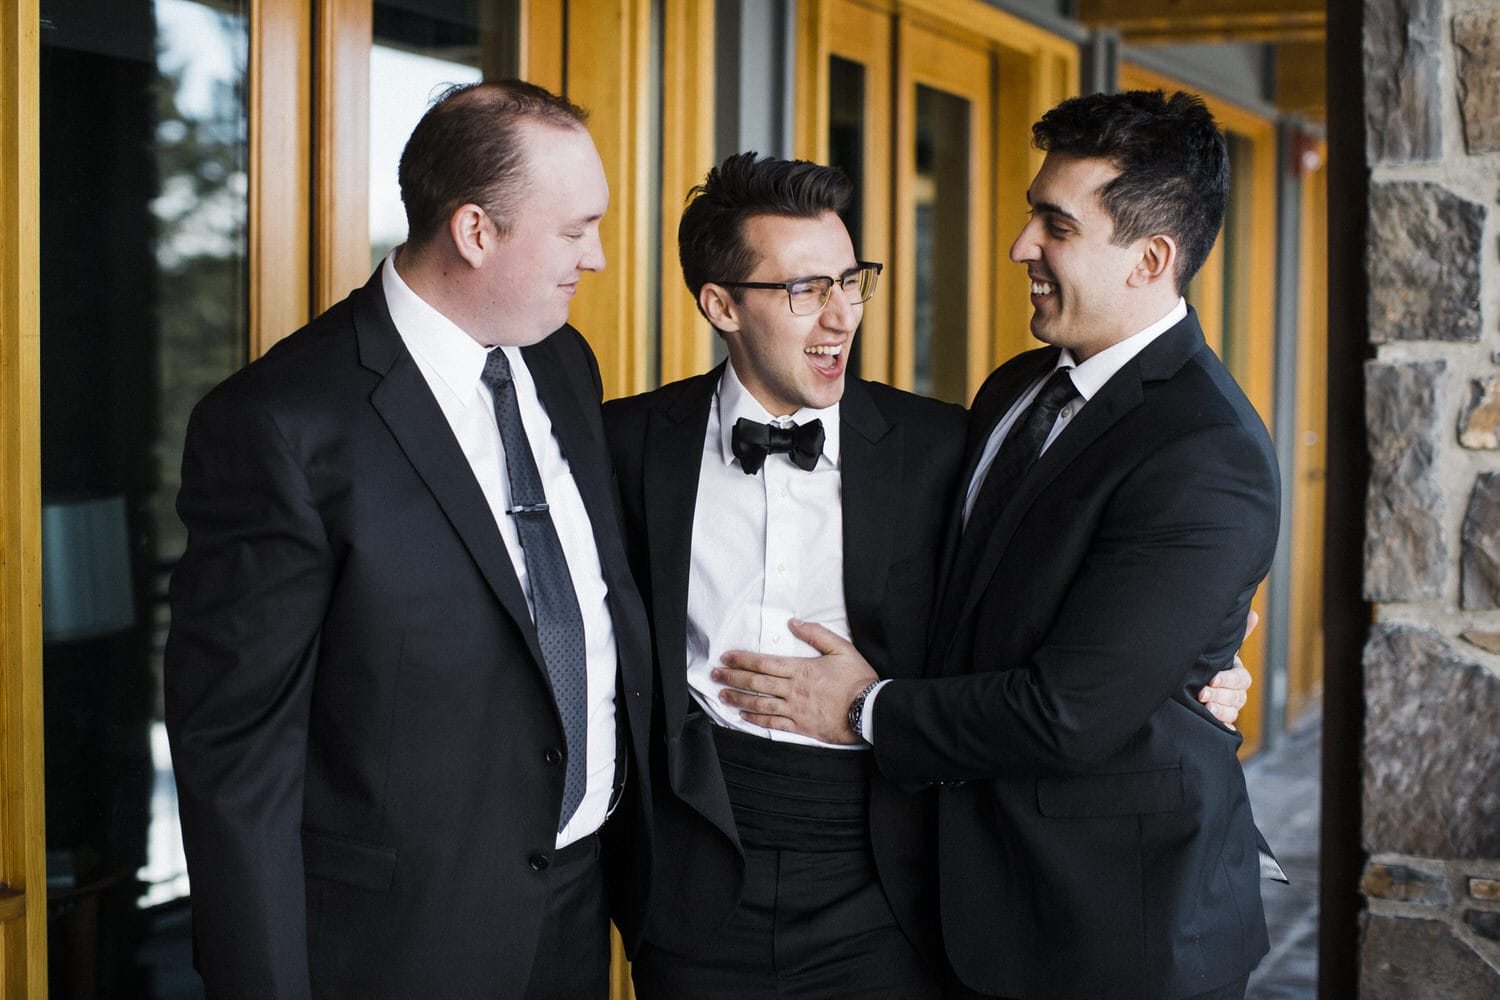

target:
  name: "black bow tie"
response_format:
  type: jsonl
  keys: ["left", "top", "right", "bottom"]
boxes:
{"left": 731, "top": 417, "right": 825, "bottom": 474}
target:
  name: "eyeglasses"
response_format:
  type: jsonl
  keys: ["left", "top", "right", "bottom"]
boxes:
{"left": 715, "top": 261, "right": 883, "bottom": 316}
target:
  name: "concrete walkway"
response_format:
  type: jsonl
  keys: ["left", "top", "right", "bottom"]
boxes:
{"left": 1244, "top": 707, "right": 1323, "bottom": 999}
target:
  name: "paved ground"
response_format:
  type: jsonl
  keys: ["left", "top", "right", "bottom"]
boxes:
{"left": 1244, "top": 707, "right": 1322, "bottom": 999}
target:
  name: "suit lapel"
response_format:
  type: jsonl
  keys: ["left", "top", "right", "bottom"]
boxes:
{"left": 930, "top": 350, "right": 1059, "bottom": 640}
{"left": 838, "top": 380, "right": 902, "bottom": 666}
{"left": 353, "top": 273, "right": 546, "bottom": 668}
{"left": 643, "top": 369, "right": 719, "bottom": 736}
{"left": 940, "top": 316, "right": 1208, "bottom": 654}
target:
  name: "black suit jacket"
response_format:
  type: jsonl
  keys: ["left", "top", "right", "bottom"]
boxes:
{"left": 602, "top": 368, "right": 964, "bottom": 964}
{"left": 874, "top": 310, "right": 1278, "bottom": 999}
{"left": 165, "top": 271, "right": 653, "bottom": 999}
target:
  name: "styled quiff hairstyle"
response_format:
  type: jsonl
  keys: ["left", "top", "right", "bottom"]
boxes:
{"left": 677, "top": 152, "right": 853, "bottom": 307}
{"left": 398, "top": 80, "right": 589, "bottom": 248}
{"left": 1032, "top": 89, "right": 1228, "bottom": 292}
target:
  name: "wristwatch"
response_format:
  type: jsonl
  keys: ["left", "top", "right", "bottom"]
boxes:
{"left": 846, "top": 681, "right": 881, "bottom": 744}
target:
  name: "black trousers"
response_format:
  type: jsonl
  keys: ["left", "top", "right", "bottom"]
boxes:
{"left": 522, "top": 833, "right": 611, "bottom": 1000}
{"left": 632, "top": 728, "right": 943, "bottom": 1000}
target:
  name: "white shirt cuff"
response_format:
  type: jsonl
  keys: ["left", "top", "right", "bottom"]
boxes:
{"left": 858, "top": 679, "right": 892, "bottom": 744}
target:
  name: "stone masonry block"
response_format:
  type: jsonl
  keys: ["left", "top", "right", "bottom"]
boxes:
{"left": 1454, "top": 10, "right": 1500, "bottom": 154}
{"left": 1464, "top": 909, "right": 1500, "bottom": 944}
{"left": 1364, "top": 624, "right": 1500, "bottom": 858}
{"left": 1362, "top": 861, "right": 1451, "bottom": 904}
{"left": 1364, "top": 0, "right": 1443, "bottom": 164}
{"left": 1364, "top": 361, "right": 1447, "bottom": 600}
{"left": 1461, "top": 473, "right": 1500, "bottom": 609}
{"left": 1367, "top": 182, "right": 1484, "bottom": 344}
{"left": 1460, "top": 631, "right": 1500, "bottom": 655}
{"left": 1459, "top": 376, "right": 1500, "bottom": 450}
{"left": 1362, "top": 915, "right": 1500, "bottom": 998}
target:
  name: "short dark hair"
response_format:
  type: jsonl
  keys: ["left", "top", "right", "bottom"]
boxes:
{"left": 398, "top": 80, "right": 590, "bottom": 247}
{"left": 1032, "top": 89, "right": 1228, "bottom": 292}
{"left": 678, "top": 152, "right": 853, "bottom": 302}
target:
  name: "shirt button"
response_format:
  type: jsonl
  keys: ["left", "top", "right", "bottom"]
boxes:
{"left": 772, "top": 635, "right": 782, "bottom": 645}
{"left": 544, "top": 748, "right": 562, "bottom": 765}
{"left": 1061, "top": 406, "right": 1072, "bottom": 418}
{"left": 529, "top": 853, "right": 550, "bottom": 871}
{"left": 778, "top": 488, "right": 788, "bottom": 499}
{"left": 776, "top": 563, "right": 785, "bottom": 573}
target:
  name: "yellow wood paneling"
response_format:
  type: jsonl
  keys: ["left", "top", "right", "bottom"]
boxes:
{"left": 807, "top": 0, "right": 894, "bottom": 382}
{"left": 0, "top": 0, "right": 46, "bottom": 995}
{"left": 521, "top": 0, "right": 565, "bottom": 95}
{"left": 894, "top": 19, "right": 993, "bottom": 399}
{"left": 315, "top": 0, "right": 373, "bottom": 312}
{"left": 1287, "top": 145, "right": 1327, "bottom": 724}
{"left": 1080, "top": 0, "right": 1324, "bottom": 44}
{"left": 251, "top": 1, "right": 314, "bottom": 357}
{"left": 657, "top": 0, "right": 717, "bottom": 386}
{"left": 564, "top": 1, "right": 651, "bottom": 400}
{"left": 799, "top": 0, "right": 1076, "bottom": 395}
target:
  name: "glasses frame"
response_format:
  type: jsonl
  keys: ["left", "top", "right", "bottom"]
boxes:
{"left": 714, "top": 261, "right": 884, "bottom": 316}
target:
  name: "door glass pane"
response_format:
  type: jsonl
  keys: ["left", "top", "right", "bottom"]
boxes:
{"left": 828, "top": 55, "right": 865, "bottom": 380}
{"left": 912, "top": 84, "right": 969, "bottom": 402}
{"left": 39, "top": 0, "right": 248, "bottom": 995}
{"left": 370, "top": 2, "right": 487, "bottom": 270}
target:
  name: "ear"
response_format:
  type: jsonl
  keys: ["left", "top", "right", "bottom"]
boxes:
{"left": 1128, "top": 234, "right": 1177, "bottom": 288}
{"left": 699, "top": 283, "right": 742, "bottom": 333}
{"left": 449, "top": 203, "right": 492, "bottom": 270}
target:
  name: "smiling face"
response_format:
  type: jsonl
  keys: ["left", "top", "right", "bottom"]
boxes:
{"left": 480, "top": 122, "right": 609, "bottom": 345}
{"left": 1008, "top": 152, "right": 1156, "bottom": 362}
{"left": 705, "top": 211, "right": 861, "bottom": 415}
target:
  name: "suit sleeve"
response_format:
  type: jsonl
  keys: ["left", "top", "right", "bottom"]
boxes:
{"left": 164, "top": 386, "right": 333, "bottom": 999}
{"left": 874, "top": 419, "right": 1279, "bottom": 780}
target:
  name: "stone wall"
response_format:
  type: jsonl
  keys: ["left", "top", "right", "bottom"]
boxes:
{"left": 1361, "top": 0, "right": 1500, "bottom": 993}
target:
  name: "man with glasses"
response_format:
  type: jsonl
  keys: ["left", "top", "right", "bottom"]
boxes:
{"left": 603, "top": 152, "right": 961, "bottom": 996}
{"left": 604, "top": 152, "right": 1252, "bottom": 998}
{"left": 716, "top": 92, "right": 1279, "bottom": 999}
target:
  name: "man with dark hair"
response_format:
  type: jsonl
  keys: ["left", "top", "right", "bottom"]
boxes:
{"left": 607, "top": 145, "right": 1253, "bottom": 999}
{"left": 604, "top": 151, "right": 961, "bottom": 998}
{"left": 717, "top": 90, "right": 1280, "bottom": 999}
{"left": 166, "top": 80, "right": 654, "bottom": 999}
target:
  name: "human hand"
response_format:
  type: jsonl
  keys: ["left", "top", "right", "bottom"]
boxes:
{"left": 713, "top": 620, "right": 879, "bottom": 745}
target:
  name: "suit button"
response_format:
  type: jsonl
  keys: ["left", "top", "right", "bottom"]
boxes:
{"left": 529, "top": 853, "right": 550, "bottom": 871}
{"left": 544, "top": 748, "right": 562, "bottom": 765}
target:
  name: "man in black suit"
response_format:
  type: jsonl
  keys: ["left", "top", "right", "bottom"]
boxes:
{"left": 606, "top": 151, "right": 1253, "bottom": 998}
{"left": 718, "top": 91, "right": 1279, "bottom": 999}
{"left": 165, "top": 81, "right": 653, "bottom": 999}
{"left": 604, "top": 153, "right": 962, "bottom": 998}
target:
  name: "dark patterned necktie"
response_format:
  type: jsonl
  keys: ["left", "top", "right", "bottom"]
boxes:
{"left": 941, "top": 367, "right": 1078, "bottom": 614}
{"left": 731, "top": 417, "right": 825, "bottom": 474}
{"left": 481, "top": 348, "right": 588, "bottom": 830}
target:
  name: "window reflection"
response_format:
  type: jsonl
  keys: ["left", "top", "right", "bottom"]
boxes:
{"left": 912, "top": 84, "right": 969, "bottom": 403}
{"left": 370, "top": 3, "right": 486, "bottom": 270}
{"left": 40, "top": 0, "right": 246, "bottom": 995}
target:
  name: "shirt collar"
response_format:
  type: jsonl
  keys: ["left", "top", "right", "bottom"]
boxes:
{"left": 715, "top": 360, "right": 842, "bottom": 468}
{"left": 1062, "top": 297, "right": 1187, "bottom": 400}
{"left": 381, "top": 251, "right": 493, "bottom": 406}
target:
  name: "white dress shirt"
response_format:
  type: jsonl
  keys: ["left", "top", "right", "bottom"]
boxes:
{"left": 685, "top": 362, "right": 864, "bottom": 750}
{"left": 963, "top": 298, "right": 1188, "bottom": 522}
{"left": 382, "top": 254, "right": 618, "bottom": 847}
{"left": 863, "top": 298, "right": 1189, "bottom": 743}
